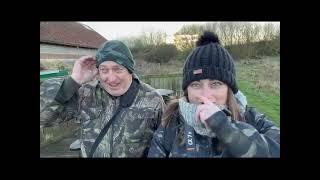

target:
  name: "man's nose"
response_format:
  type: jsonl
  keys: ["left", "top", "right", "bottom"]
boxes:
{"left": 106, "top": 72, "right": 117, "bottom": 83}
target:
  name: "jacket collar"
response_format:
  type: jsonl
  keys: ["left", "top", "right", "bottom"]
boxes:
{"left": 119, "top": 79, "right": 140, "bottom": 108}
{"left": 98, "top": 77, "right": 140, "bottom": 108}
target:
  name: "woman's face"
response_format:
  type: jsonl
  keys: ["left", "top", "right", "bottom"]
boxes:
{"left": 187, "top": 79, "right": 228, "bottom": 105}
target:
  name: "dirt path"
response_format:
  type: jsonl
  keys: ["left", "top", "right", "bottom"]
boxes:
{"left": 40, "top": 133, "right": 80, "bottom": 158}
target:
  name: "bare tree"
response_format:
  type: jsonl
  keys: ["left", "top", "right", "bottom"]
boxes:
{"left": 234, "top": 22, "right": 245, "bottom": 45}
{"left": 218, "top": 22, "right": 238, "bottom": 46}
{"left": 204, "top": 22, "right": 219, "bottom": 34}
{"left": 175, "top": 24, "right": 204, "bottom": 35}
{"left": 263, "top": 23, "right": 276, "bottom": 41}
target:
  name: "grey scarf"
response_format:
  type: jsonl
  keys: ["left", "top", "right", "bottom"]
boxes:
{"left": 179, "top": 97, "right": 230, "bottom": 138}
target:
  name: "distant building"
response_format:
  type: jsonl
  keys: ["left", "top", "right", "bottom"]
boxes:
{"left": 40, "top": 22, "right": 107, "bottom": 60}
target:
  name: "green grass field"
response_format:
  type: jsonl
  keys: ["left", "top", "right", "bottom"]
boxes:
{"left": 238, "top": 80, "right": 280, "bottom": 127}
{"left": 236, "top": 56, "right": 280, "bottom": 127}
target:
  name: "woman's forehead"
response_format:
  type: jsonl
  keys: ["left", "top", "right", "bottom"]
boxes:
{"left": 193, "top": 79, "right": 222, "bottom": 82}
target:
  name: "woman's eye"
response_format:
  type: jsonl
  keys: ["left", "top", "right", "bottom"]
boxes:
{"left": 191, "top": 83, "right": 200, "bottom": 87}
{"left": 211, "top": 82, "right": 222, "bottom": 86}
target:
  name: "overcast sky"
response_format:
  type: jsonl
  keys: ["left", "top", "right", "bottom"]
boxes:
{"left": 80, "top": 21, "right": 279, "bottom": 40}
{"left": 80, "top": 22, "right": 206, "bottom": 39}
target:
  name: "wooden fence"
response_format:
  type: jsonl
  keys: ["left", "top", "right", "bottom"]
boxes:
{"left": 140, "top": 73, "right": 183, "bottom": 97}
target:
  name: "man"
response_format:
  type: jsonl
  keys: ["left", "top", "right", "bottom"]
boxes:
{"left": 40, "top": 40, "right": 165, "bottom": 157}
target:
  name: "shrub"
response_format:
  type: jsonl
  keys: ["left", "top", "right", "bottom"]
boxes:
{"left": 144, "top": 44, "right": 178, "bottom": 63}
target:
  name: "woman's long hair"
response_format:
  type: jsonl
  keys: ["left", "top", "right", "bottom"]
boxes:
{"left": 162, "top": 87, "right": 243, "bottom": 128}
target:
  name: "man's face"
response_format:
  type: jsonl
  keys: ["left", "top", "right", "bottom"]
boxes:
{"left": 98, "top": 61, "right": 132, "bottom": 96}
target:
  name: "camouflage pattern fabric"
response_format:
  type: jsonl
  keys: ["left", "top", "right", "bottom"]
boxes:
{"left": 40, "top": 76, "right": 165, "bottom": 157}
{"left": 148, "top": 107, "right": 280, "bottom": 158}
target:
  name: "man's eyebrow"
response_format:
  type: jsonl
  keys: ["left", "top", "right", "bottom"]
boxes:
{"left": 112, "top": 65, "right": 124, "bottom": 68}
{"left": 99, "top": 65, "right": 123, "bottom": 69}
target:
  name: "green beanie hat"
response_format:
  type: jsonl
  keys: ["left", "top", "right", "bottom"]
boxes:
{"left": 96, "top": 40, "right": 135, "bottom": 73}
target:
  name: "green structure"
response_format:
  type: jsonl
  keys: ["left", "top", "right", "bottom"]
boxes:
{"left": 40, "top": 70, "right": 69, "bottom": 82}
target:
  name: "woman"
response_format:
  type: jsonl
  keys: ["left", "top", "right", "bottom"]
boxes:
{"left": 148, "top": 32, "right": 280, "bottom": 158}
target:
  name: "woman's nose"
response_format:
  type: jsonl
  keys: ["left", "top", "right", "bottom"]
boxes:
{"left": 202, "top": 87, "right": 216, "bottom": 102}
